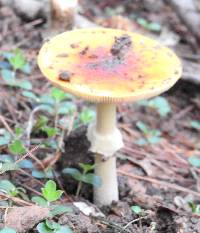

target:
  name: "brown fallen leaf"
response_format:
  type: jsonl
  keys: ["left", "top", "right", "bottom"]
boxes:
{"left": 4, "top": 206, "right": 49, "bottom": 233}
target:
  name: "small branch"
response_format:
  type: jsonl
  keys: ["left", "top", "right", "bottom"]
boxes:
{"left": 0, "top": 115, "right": 15, "bottom": 137}
{"left": 0, "top": 192, "right": 33, "bottom": 206}
{"left": 118, "top": 170, "right": 200, "bottom": 198}
{"left": 18, "top": 169, "right": 44, "bottom": 186}
{"left": 76, "top": 180, "right": 82, "bottom": 197}
{"left": 52, "top": 169, "right": 72, "bottom": 202}
{"left": 99, "top": 218, "right": 132, "bottom": 233}
{"left": 120, "top": 215, "right": 150, "bottom": 233}
{"left": 26, "top": 105, "right": 47, "bottom": 147}
{"left": 54, "top": 103, "right": 59, "bottom": 128}
{"left": 15, "top": 182, "right": 41, "bottom": 196}
{"left": 4, "top": 207, "right": 9, "bottom": 224}
{"left": 15, "top": 145, "right": 39, "bottom": 165}
{"left": 67, "top": 111, "right": 77, "bottom": 136}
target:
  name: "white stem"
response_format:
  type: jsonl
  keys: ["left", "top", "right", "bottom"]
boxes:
{"left": 93, "top": 103, "right": 119, "bottom": 205}
{"left": 94, "top": 154, "right": 119, "bottom": 206}
{"left": 96, "top": 103, "right": 116, "bottom": 134}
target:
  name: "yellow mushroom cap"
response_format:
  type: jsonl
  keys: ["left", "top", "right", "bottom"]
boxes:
{"left": 38, "top": 28, "right": 182, "bottom": 103}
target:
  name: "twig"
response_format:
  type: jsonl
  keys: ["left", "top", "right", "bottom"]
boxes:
{"left": 0, "top": 115, "right": 15, "bottom": 137}
{"left": 99, "top": 219, "right": 132, "bottom": 233}
{"left": 52, "top": 169, "right": 73, "bottom": 202}
{"left": 15, "top": 182, "right": 42, "bottom": 196}
{"left": 67, "top": 111, "right": 77, "bottom": 136}
{"left": 190, "top": 168, "right": 200, "bottom": 192}
{"left": 18, "top": 169, "right": 44, "bottom": 186}
{"left": 15, "top": 145, "right": 39, "bottom": 165}
{"left": 30, "top": 153, "right": 45, "bottom": 170}
{"left": 120, "top": 215, "right": 149, "bottom": 233}
{"left": 1, "top": 92, "right": 18, "bottom": 123}
{"left": 26, "top": 105, "right": 47, "bottom": 147}
{"left": 21, "top": 144, "right": 46, "bottom": 171}
{"left": 117, "top": 154, "right": 149, "bottom": 175}
{"left": 4, "top": 207, "right": 9, "bottom": 224}
{"left": 54, "top": 103, "right": 59, "bottom": 128}
{"left": 2, "top": 116, "right": 16, "bottom": 124}
{"left": 76, "top": 180, "right": 82, "bottom": 197}
{"left": 42, "top": 151, "right": 61, "bottom": 169}
{"left": 58, "top": 127, "right": 65, "bottom": 150}
{"left": 0, "top": 192, "right": 33, "bottom": 206}
{"left": 118, "top": 170, "right": 200, "bottom": 198}
{"left": 172, "top": 106, "right": 193, "bottom": 120}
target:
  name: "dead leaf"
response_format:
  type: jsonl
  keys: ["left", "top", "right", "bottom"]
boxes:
{"left": 5, "top": 206, "right": 49, "bottom": 233}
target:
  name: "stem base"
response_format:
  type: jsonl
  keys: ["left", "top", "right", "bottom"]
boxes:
{"left": 94, "top": 155, "right": 119, "bottom": 206}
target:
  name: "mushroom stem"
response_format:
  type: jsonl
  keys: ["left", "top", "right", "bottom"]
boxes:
{"left": 96, "top": 103, "right": 116, "bottom": 134}
{"left": 93, "top": 103, "right": 119, "bottom": 205}
{"left": 94, "top": 154, "right": 118, "bottom": 206}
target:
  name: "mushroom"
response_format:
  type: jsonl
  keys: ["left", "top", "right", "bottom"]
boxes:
{"left": 37, "top": 28, "right": 182, "bottom": 206}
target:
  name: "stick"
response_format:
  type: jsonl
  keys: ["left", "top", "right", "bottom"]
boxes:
{"left": 0, "top": 115, "right": 15, "bottom": 137}
{"left": 0, "top": 192, "right": 33, "bottom": 206}
{"left": 15, "top": 145, "right": 39, "bottom": 165}
{"left": 118, "top": 170, "right": 200, "bottom": 198}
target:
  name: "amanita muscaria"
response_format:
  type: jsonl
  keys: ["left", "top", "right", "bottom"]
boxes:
{"left": 38, "top": 28, "right": 182, "bottom": 206}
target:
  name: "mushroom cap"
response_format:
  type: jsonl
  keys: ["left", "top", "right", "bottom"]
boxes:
{"left": 38, "top": 28, "right": 182, "bottom": 103}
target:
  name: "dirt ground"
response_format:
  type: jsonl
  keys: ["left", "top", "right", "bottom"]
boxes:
{"left": 0, "top": 0, "right": 200, "bottom": 232}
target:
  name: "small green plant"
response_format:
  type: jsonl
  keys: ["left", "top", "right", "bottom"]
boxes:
{"left": 51, "top": 87, "right": 67, "bottom": 102}
{"left": 21, "top": 87, "right": 75, "bottom": 118}
{"left": 9, "top": 140, "right": 26, "bottom": 155}
{"left": 8, "top": 48, "right": 27, "bottom": 71}
{"left": 131, "top": 205, "right": 143, "bottom": 214}
{"left": 138, "top": 96, "right": 171, "bottom": 117}
{"left": 37, "top": 220, "right": 73, "bottom": 233}
{"left": 1, "top": 49, "right": 32, "bottom": 90}
{"left": 0, "top": 180, "right": 28, "bottom": 201}
{"left": 31, "top": 169, "right": 54, "bottom": 179}
{"left": 0, "top": 227, "right": 16, "bottom": 233}
{"left": 22, "top": 88, "right": 94, "bottom": 134}
{"left": 33, "top": 115, "right": 57, "bottom": 138}
{"left": 136, "top": 18, "right": 161, "bottom": 32}
{"left": 32, "top": 180, "right": 72, "bottom": 218}
{"left": 190, "top": 120, "right": 200, "bottom": 131}
{"left": 105, "top": 6, "right": 124, "bottom": 16}
{"left": 0, "top": 153, "right": 35, "bottom": 175}
{"left": 78, "top": 108, "right": 95, "bottom": 125}
{"left": 24, "top": 88, "right": 76, "bottom": 134}
{"left": 188, "top": 202, "right": 200, "bottom": 214}
{"left": 188, "top": 156, "right": 200, "bottom": 168}
{"left": 0, "top": 129, "right": 11, "bottom": 146}
{"left": 32, "top": 180, "right": 63, "bottom": 206}
{"left": 39, "top": 87, "right": 76, "bottom": 115}
{"left": 42, "top": 180, "right": 63, "bottom": 202}
{"left": 136, "top": 121, "right": 162, "bottom": 145}
{"left": 21, "top": 88, "right": 76, "bottom": 153}
{"left": 0, "top": 162, "right": 18, "bottom": 175}
{"left": 62, "top": 163, "right": 102, "bottom": 196}
{"left": 0, "top": 125, "right": 26, "bottom": 156}
{"left": 0, "top": 154, "right": 18, "bottom": 175}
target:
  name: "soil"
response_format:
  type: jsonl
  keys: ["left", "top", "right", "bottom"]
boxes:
{"left": 0, "top": 0, "right": 200, "bottom": 232}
